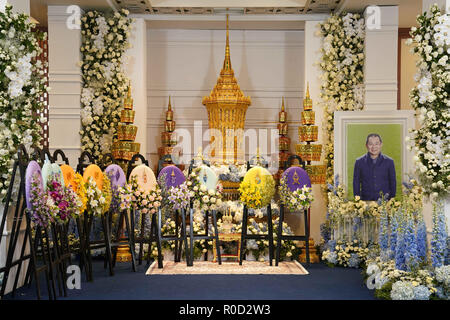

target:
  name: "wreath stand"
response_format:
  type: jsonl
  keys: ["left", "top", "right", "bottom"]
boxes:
{"left": 185, "top": 159, "right": 222, "bottom": 267}
{"left": 239, "top": 158, "right": 274, "bottom": 266}
{"left": 276, "top": 155, "right": 310, "bottom": 266}
{"left": 126, "top": 153, "right": 150, "bottom": 266}
{"left": 155, "top": 207, "right": 189, "bottom": 268}
{"left": 0, "top": 146, "right": 58, "bottom": 299}
{"left": 76, "top": 151, "right": 129, "bottom": 281}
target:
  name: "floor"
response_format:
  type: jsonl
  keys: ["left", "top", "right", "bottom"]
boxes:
{"left": 3, "top": 258, "right": 375, "bottom": 300}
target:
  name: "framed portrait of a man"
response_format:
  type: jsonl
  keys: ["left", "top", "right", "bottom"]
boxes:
{"left": 334, "top": 111, "right": 415, "bottom": 201}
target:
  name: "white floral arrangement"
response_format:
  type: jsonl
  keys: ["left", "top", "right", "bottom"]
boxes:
{"left": 84, "top": 176, "right": 107, "bottom": 216}
{"left": 406, "top": 4, "right": 450, "bottom": 200}
{"left": 278, "top": 176, "right": 314, "bottom": 212}
{"left": 365, "top": 257, "right": 441, "bottom": 300}
{"left": 212, "top": 164, "right": 246, "bottom": 182}
{"left": 79, "top": 9, "right": 132, "bottom": 160}
{"left": 322, "top": 239, "right": 373, "bottom": 268}
{"left": 326, "top": 181, "right": 381, "bottom": 221}
{"left": 246, "top": 217, "right": 300, "bottom": 262}
{"left": 187, "top": 167, "right": 223, "bottom": 211}
{"left": 319, "top": 13, "right": 365, "bottom": 188}
{"left": 0, "top": 5, "right": 48, "bottom": 200}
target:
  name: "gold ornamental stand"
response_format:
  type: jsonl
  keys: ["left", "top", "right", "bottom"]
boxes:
{"left": 202, "top": 14, "right": 251, "bottom": 165}
{"left": 112, "top": 85, "right": 141, "bottom": 263}
{"left": 296, "top": 84, "right": 324, "bottom": 263}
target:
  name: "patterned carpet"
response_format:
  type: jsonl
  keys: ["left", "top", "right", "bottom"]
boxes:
{"left": 146, "top": 260, "right": 309, "bottom": 275}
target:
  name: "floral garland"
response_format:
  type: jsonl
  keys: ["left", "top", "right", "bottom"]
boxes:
{"left": 187, "top": 168, "right": 223, "bottom": 211}
{"left": 0, "top": 5, "right": 48, "bottom": 200}
{"left": 79, "top": 9, "right": 132, "bottom": 161}
{"left": 84, "top": 174, "right": 111, "bottom": 216}
{"left": 127, "top": 175, "right": 162, "bottom": 215}
{"left": 167, "top": 182, "right": 191, "bottom": 211}
{"left": 28, "top": 173, "right": 57, "bottom": 228}
{"left": 406, "top": 4, "right": 450, "bottom": 200}
{"left": 72, "top": 173, "right": 87, "bottom": 214}
{"left": 278, "top": 176, "right": 314, "bottom": 212}
{"left": 46, "top": 176, "right": 82, "bottom": 223}
{"left": 239, "top": 174, "right": 275, "bottom": 209}
{"left": 319, "top": 13, "right": 365, "bottom": 188}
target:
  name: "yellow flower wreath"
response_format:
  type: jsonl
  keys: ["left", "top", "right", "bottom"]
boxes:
{"left": 239, "top": 166, "right": 275, "bottom": 209}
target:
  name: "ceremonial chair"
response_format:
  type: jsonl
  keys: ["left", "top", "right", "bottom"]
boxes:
{"left": 275, "top": 155, "right": 310, "bottom": 266}
{"left": 185, "top": 160, "right": 221, "bottom": 267}
{"left": 0, "top": 145, "right": 55, "bottom": 300}
{"left": 154, "top": 165, "right": 189, "bottom": 268}
{"left": 239, "top": 156, "right": 275, "bottom": 266}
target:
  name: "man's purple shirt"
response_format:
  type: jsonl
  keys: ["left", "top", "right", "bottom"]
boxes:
{"left": 353, "top": 152, "right": 396, "bottom": 201}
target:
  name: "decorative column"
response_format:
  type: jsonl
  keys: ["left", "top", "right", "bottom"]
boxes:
{"left": 296, "top": 84, "right": 324, "bottom": 263}
{"left": 421, "top": 0, "right": 450, "bottom": 235}
{"left": 300, "top": 20, "right": 326, "bottom": 245}
{"left": 363, "top": 5, "right": 398, "bottom": 111}
{"left": 123, "top": 18, "right": 147, "bottom": 158}
{"left": 1, "top": 0, "right": 31, "bottom": 292}
{"left": 111, "top": 85, "right": 141, "bottom": 174}
{"left": 47, "top": 5, "right": 83, "bottom": 165}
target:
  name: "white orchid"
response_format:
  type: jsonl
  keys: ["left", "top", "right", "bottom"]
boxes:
{"left": 80, "top": 9, "right": 132, "bottom": 161}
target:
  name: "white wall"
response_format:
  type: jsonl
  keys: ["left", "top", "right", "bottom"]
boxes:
{"left": 144, "top": 27, "right": 335, "bottom": 242}
{"left": 124, "top": 19, "right": 148, "bottom": 157}
{"left": 146, "top": 28, "right": 305, "bottom": 168}
{"left": 364, "top": 6, "right": 398, "bottom": 111}
{"left": 48, "top": 6, "right": 82, "bottom": 166}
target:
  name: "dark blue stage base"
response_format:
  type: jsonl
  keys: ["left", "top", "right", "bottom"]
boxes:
{"left": 3, "top": 260, "right": 375, "bottom": 300}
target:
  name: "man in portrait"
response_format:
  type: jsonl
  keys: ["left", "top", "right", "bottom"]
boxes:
{"left": 353, "top": 133, "right": 396, "bottom": 201}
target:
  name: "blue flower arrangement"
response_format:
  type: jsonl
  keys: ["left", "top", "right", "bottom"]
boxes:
{"left": 404, "top": 216, "right": 419, "bottom": 272}
{"left": 390, "top": 212, "right": 398, "bottom": 260}
{"left": 431, "top": 202, "right": 448, "bottom": 268}
{"left": 416, "top": 218, "right": 428, "bottom": 263}
{"left": 395, "top": 216, "right": 406, "bottom": 271}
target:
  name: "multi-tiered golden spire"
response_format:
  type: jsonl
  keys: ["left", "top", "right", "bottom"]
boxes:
{"left": 112, "top": 84, "right": 140, "bottom": 173}
{"left": 275, "top": 97, "right": 291, "bottom": 183}
{"left": 202, "top": 14, "right": 251, "bottom": 164}
{"left": 296, "top": 82, "right": 326, "bottom": 184}
{"left": 158, "top": 96, "right": 181, "bottom": 171}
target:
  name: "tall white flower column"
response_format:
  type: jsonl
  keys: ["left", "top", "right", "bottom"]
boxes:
{"left": 0, "top": 2, "right": 47, "bottom": 291}
{"left": 420, "top": 0, "right": 450, "bottom": 234}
